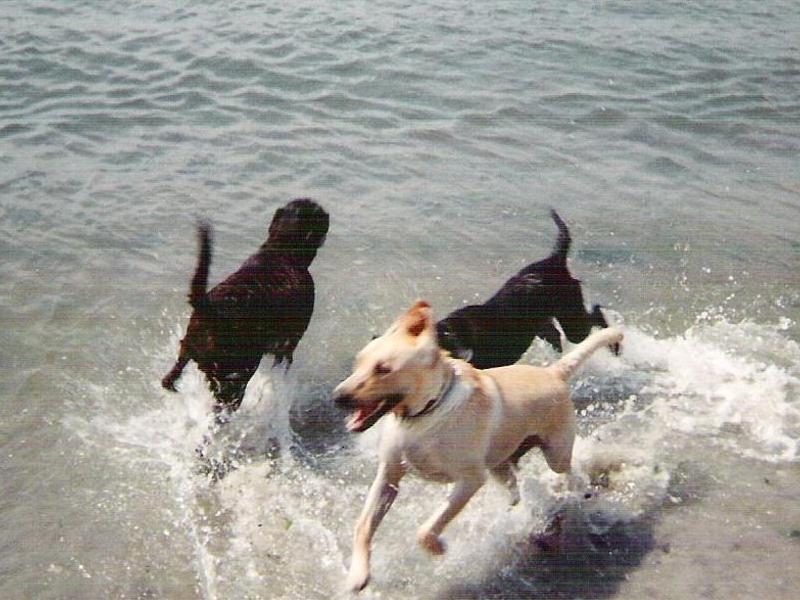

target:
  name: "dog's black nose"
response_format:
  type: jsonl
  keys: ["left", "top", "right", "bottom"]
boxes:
{"left": 332, "top": 391, "right": 356, "bottom": 410}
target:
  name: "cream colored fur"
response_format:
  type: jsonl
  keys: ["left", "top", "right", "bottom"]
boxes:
{"left": 331, "top": 300, "right": 623, "bottom": 591}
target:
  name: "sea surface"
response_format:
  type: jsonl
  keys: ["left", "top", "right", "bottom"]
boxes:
{"left": 1, "top": 1, "right": 799, "bottom": 598}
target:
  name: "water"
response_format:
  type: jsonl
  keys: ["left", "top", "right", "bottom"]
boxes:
{"left": 1, "top": 0, "right": 799, "bottom": 598}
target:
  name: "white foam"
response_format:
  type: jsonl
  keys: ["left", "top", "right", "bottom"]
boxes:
{"left": 620, "top": 319, "right": 800, "bottom": 462}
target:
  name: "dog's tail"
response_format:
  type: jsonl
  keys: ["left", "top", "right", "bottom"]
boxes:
{"left": 550, "top": 209, "right": 571, "bottom": 264}
{"left": 551, "top": 326, "right": 623, "bottom": 380}
{"left": 189, "top": 220, "right": 213, "bottom": 311}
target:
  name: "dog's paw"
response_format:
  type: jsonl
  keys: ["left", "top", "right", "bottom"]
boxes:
{"left": 418, "top": 529, "right": 447, "bottom": 555}
{"left": 345, "top": 563, "right": 370, "bottom": 593}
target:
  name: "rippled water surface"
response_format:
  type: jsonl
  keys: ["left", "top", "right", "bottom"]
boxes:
{"left": 2, "top": 1, "right": 799, "bottom": 599}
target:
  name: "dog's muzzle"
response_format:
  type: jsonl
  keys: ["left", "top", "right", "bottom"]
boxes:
{"left": 332, "top": 389, "right": 404, "bottom": 433}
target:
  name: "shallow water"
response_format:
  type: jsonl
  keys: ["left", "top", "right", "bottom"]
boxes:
{"left": 1, "top": 1, "right": 799, "bottom": 598}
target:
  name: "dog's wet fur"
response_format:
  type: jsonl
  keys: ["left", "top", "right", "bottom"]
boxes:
{"left": 332, "top": 300, "right": 623, "bottom": 591}
{"left": 162, "top": 198, "right": 329, "bottom": 411}
{"left": 436, "top": 210, "right": 618, "bottom": 369}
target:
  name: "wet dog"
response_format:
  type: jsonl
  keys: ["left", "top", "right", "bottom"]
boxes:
{"left": 436, "top": 210, "right": 618, "bottom": 369}
{"left": 332, "top": 300, "right": 623, "bottom": 591}
{"left": 162, "top": 198, "right": 329, "bottom": 412}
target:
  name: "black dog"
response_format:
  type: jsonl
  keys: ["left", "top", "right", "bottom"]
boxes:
{"left": 436, "top": 210, "right": 617, "bottom": 369}
{"left": 162, "top": 198, "right": 329, "bottom": 412}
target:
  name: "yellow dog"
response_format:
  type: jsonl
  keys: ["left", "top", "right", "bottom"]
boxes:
{"left": 332, "top": 300, "right": 623, "bottom": 591}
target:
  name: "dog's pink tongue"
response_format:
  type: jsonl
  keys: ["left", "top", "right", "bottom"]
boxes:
{"left": 347, "top": 405, "right": 376, "bottom": 431}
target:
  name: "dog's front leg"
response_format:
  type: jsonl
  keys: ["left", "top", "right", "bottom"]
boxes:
{"left": 417, "top": 472, "right": 485, "bottom": 555}
{"left": 346, "top": 460, "right": 406, "bottom": 592}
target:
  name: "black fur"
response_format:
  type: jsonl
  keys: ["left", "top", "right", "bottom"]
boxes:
{"left": 436, "top": 210, "right": 617, "bottom": 369}
{"left": 162, "top": 198, "right": 329, "bottom": 411}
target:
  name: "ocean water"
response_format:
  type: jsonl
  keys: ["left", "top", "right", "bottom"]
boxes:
{"left": 1, "top": 0, "right": 799, "bottom": 598}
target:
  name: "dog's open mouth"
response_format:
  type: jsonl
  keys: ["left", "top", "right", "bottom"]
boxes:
{"left": 346, "top": 394, "right": 404, "bottom": 433}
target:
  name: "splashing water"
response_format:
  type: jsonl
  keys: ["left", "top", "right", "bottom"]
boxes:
{"left": 59, "top": 313, "right": 798, "bottom": 598}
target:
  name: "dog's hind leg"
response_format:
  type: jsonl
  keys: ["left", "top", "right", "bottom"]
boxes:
{"left": 209, "top": 360, "right": 261, "bottom": 413}
{"left": 162, "top": 356, "right": 189, "bottom": 391}
{"left": 590, "top": 304, "right": 620, "bottom": 355}
{"left": 536, "top": 320, "right": 564, "bottom": 353}
{"left": 347, "top": 459, "right": 406, "bottom": 592}
{"left": 417, "top": 470, "right": 486, "bottom": 555}
{"left": 540, "top": 412, "right": 576, "bottom": 474}
{"left": 589, "top": 304, "right": 609, "bottom": 329}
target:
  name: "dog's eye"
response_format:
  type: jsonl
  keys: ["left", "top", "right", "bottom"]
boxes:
{"left": 374, "top": 363, "right": 392, "bottom": 376}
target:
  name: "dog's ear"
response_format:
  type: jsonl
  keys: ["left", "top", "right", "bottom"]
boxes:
{"left": 404, "top": 300, "right": 432, "bottom": 338}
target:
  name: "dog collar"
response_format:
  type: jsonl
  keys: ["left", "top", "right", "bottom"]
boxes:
{"left": 405, "top": 366, "right": 457, "bottom": 420}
